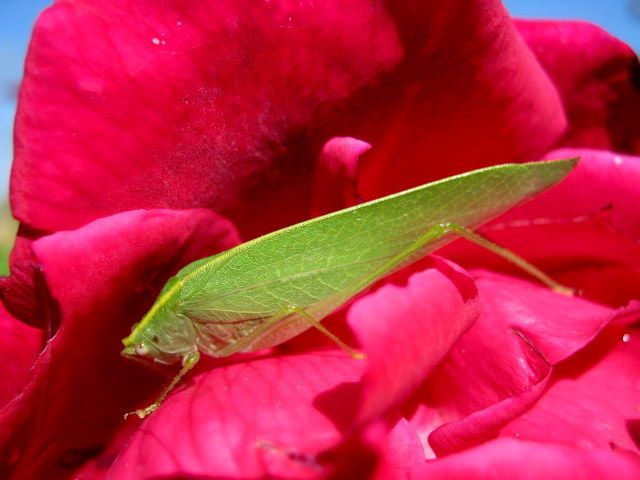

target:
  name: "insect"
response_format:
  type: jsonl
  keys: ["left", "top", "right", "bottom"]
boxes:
{"left": 122, "top": 158, "right": 577, "bottom": 418}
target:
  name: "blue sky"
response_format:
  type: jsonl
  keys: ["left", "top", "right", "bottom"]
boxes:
{"left": 0, "top": 1, "right": 638, "bottom": 204}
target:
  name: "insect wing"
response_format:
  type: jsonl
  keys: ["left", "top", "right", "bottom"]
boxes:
{"left": 176, "top": 159, "right": 577, "bottom": 327}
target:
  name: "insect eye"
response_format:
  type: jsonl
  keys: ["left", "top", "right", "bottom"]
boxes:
{"left": 135, "top": 343, "right": 148, "bottom": 355}
{"left": 152, "top": 335, "right": 159, "bottom": 343}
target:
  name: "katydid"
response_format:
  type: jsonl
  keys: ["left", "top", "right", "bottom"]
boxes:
{"left": 122, "top": 158, "right": 577, "bottom": 418}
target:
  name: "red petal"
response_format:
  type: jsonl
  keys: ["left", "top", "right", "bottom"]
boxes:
{"left": 440, "top": 149, "right": 640, "bottom": 306}
{"left": 377, "top": 422, "right": 640, "bottom": 479}
{"left": 0, "top": 209, "right": 240, "bottom": 479}
{"left": 414, "top": 438, "right": 640, "bottom": 479}
{"left": 311, "top": 137, "right": 370, "bottom": 217}
{"left": 423, "top": 272, "right": 618, "bottom": 455}
{"left": 373, "top": 419, "right": 425, "bottom": 479}
{"left": 348, "top": 257, "right": 479, "bottom": 423}
{"left": 0, "top": 305, "right": 41, "bottom": 409}
{"left": 345, "top": 0, "right": 566, "bottom": 198}
{"left": 0, "top": 232, "right": 57, "bottom": 328}
{"left": 109, "top": 353, "right": 365, "bottom": 479}
{"left": 500, "top": 323, "right": 640, "bottom": 453}
{"left": 12, "top": 0, "right": 401, "bottom": 235}
{"left": 517, "top": 20, "right": 640, "bottom": 153}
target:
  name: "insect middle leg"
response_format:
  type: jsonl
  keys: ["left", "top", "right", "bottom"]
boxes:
{"left": 215, "top": 305, "right": 365, "bottom": 359}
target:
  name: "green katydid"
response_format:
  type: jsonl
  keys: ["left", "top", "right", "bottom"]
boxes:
{"left": 122, "top": 158, "right": 577, "bottom": 418}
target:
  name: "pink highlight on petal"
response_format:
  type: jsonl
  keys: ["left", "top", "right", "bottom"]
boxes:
{"left": 311, "top": 137, "right": 371, "bottom": 216}
{"left": 348, "top": 257, "right": 479, "bottom": 423}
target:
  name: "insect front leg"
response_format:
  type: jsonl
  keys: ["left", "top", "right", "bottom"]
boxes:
{"left": 124, "top": 350, "right": 201, "bottom": 419}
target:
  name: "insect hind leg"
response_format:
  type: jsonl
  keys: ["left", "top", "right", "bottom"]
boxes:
{"left": 438, "top": 222, "right": 573, "bottom": 295}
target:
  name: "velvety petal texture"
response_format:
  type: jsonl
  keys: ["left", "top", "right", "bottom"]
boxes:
{"left": 12, "top": 0, "right": 402, "bottom": 235}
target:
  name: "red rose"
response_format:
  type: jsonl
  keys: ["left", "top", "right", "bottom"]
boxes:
{"left": 1, "top": 1, "right": 639, "bottom": 479}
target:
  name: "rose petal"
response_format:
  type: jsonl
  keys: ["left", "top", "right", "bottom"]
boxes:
{"left": 373, "top": 419, "right": 425, "bottom": 480}
{"left": 0, "top": 232, "right": 57, "bottom": 328}
{"left": 109, "top": 353, "right": 366, "bottom": 479}
{"left": 0, "top": 209, "right": 240, "bottom": 479}
{"left": 311, "top": 137, "right": 370, "bottom": 216}
{"left": 528, "top": 149, "right": 639, "bottom": 238}
{"left": 0, "top": 304, "right": 42, "bottom": 409}
{"left": 500, "top": 324, "right": 640, "bottom": 452}
{"left": 12, "top": 0, "right": 402, "bottom": 235}
{"left": 342, "top": 0, "right": 566, "bottom": 198}
{"left": 348, "top": 257, "right": 479, "bottom": 423}
{"left": 517, "top": 20, "right": 640, "bottom": 153}
{"left": 422, "top": 272, "right": 618, "bottom": 455}
{"left": 377, "top": 421, "right": 640, "bottom": 479}
{"left": 413, "top": 438, "right": 640, "bottom": 479}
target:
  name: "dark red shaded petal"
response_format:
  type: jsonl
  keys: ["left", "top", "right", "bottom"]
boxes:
{"left": 344, "top": 0, "right": 566, "bottom": 198}
{"left": 311, "top": 137, "right": 370, "bottom": 217}
{"left": 422, "top": 272, "right": 617, "bottom": 455}
{"left": 0, "top": 231, "right": 57, "bottom": 328}
{"left": 0, "top": 305, "right": 42, "bottom": 409}
{"left": 12, "top": 0, "right": 402, "bottom": 235}
{"left": 517, "top": 20, "right": 640, "bottom": 153}
{"left": 413, "top": 438, "right": 640, "bottom": 479}
{"left": 500, "top": 323, "right": 640, "bottom": 453}
{"left": 0, "top": 209, "right": 240, "bottom": 479}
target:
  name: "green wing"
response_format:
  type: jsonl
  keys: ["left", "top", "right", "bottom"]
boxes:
{"left": 176, "top": 159, "right": 576, "bottom": 323}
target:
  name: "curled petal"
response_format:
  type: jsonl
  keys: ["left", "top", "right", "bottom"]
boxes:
{"left": 423, "top": 272, "right": 618, "bottom": 455}
{"left": 500, "top": 323, "right": 640, "bottom": 453}
{"left": 0, "top": 209, "right": 240, "bottom": 479}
